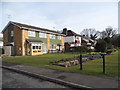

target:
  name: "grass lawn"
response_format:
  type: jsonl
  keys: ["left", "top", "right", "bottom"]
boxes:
{"left": 2, "top": 51, "right": 119, "bottom": 78}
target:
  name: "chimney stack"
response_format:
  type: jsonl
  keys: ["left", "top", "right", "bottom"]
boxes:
{"left": 63, "top": 28, "right": 67, "bottom": 35}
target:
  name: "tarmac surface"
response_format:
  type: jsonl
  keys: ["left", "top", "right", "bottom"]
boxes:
{"left": 2, "top": 68, "right": 68, "bottom": 88}
{"left": 2, "top": 61, "right": 119, "bottom": 89}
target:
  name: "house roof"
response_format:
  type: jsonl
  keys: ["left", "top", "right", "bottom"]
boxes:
{"left": 62, "top": 30, "right": 82, "bottom": 37}
{"left": 1, "top": 21, "right": 65, "bottom": 36}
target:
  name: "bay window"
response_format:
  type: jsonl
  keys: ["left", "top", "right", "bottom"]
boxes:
{"left": 32, "top": 43, "right": 42, "bottom": 52}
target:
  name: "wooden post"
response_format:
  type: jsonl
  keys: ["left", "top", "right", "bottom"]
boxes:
{"left": 102, "top": 54, "right": 105, "bottom": 74}
{"left": 80, "top": 55, "right": 82, "bottom": 70}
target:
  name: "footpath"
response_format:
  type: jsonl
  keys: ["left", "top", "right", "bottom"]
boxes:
{"left": 2, "top": 61, "right": 119, "bottom": 89}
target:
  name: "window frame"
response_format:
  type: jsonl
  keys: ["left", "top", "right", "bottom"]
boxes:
{"left": 32, "top": 43, "right": 42, "bottom": 52}
{"left": 57, "top": 36, "right": 61, "bottom": 40}
{"left": 39, "top": 32, "right": 47, "bottom": 38}
{"left": 28, "top": 31, "right": 36, "bottom": 37}
{"left": 50, "top": 44, "right": 56, "bottom": 50}
{"left": 50, "top": 34, "right": 56, "bottom": 39}
{"left": 11, "top": 30, "right": 14, "bottom": 37}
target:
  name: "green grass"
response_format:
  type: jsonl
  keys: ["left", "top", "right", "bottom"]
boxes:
{"left": 2, "top": 51, "right": 119, "bottom": 78}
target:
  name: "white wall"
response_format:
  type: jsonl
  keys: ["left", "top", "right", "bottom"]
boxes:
{"left": 64, "top": 36, "right": 75, "bottom": 43}
{"left": 0, "top": 41, "right": 3, "bottom": 46}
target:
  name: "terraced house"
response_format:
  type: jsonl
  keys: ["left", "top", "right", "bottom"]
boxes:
{"left": 2, "top": 21, "right": 65, "bottom": 56}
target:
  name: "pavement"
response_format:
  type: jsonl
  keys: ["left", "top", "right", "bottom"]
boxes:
{"left": 2, "top": 61, "right": 119, "bottom": 89}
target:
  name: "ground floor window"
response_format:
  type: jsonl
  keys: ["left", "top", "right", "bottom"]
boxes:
{"left": 32, "top": 43, "right": 42, "bottom": 52}
{"left": 50, "top": 44, "right": 56, "bottom": 53}
{"left": 50, "top": 44, "right": 56, "bottom": 50}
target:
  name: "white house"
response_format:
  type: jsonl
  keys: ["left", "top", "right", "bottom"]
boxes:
{"left": 62, "top": 28, "right": 97, "bottom": 51}
{"left": 0, "top": 38, "right": 3, "bottom": 47}
{"left": 62, "top": 28, "right": 82, "bottom": 50}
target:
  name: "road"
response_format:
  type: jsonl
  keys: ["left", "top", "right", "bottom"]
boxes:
{"left": 2, "top": 68, "right": 69, "bottom": 88}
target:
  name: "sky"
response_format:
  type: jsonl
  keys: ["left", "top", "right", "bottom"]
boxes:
{"left": 0, "top": 1, "right": 118, "bottom": 37}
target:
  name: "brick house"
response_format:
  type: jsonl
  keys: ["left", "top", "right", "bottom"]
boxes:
{"left": 2, "top": 21, "right": 65, "bottom": 56}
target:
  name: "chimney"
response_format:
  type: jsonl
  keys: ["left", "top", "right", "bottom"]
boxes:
{"left": 63, "top": 28, "right": 67, "bottom": 35}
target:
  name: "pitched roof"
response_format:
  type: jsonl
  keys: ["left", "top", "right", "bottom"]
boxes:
{"left": 2, "top": 21, "right": 65, "bottom": 36}
{"left": 63, "top": 30, "right": 82, "bottom": 37}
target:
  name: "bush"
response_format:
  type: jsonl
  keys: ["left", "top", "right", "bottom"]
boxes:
{"left": 69, "top": 46, "right": 88, "bottom": 52}
{"left": 95, "top": 40, "right": 107, "bottom": 52}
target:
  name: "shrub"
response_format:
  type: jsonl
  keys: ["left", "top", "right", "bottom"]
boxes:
{"left": 69, "top": 46, "right": 88, "bottom": 52}
{"left": 95, "top": 40, "right": 107, "bottom": 52}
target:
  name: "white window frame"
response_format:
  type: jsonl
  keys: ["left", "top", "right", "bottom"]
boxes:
{"left": 32, "top": 43, "right": 42, "bottom": 51}
{"left": 50, "top": 34, "right": 56, "bottom": 39}
{"left": 57, "top": 36, "right": 61, "bottom": 40}
{"left": 50, "top": 44, "right": 56, "bottom": 50}
{"left": 28, "top": 31, "right": 35, "bottom": 37}
{"left": 39, "top": 32, "right": 47, "bottom": 38}
{"left": 11, "top": 31, "right": 14, "bottom": 37}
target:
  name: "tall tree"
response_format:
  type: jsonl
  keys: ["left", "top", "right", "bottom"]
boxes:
{"left": 100, "top": 26, "right": 117, "bottom": 38}
{"left": 81, "top": 28, "right": 100, "bottom": 40}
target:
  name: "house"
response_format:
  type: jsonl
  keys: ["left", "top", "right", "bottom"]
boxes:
{"left": 62, "top": 28, "right": 82, "bottom": 51}
{"left": 0, "top": 37, "right": 3, "bottom": 54}
{"left": 81, "top": 36, "right": 97, "bottom": 46}
{"left": 2, "top": 21, "right": 65, "bottom": 56}
{"left": 62, "top": 28, "right": 96, "bottom": 51}
{"left": 0, "top": 37, "right": 3, "bottom": 47}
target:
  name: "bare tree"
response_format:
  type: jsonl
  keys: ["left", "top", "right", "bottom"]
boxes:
{"left": 100, "top": 26, "right": 117, "bottom": 38}
{"left": 81, "top": 28, "right": 100, "bottom": 40}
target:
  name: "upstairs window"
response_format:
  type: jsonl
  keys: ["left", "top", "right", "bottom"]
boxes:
{"left": 57, "top": 36, "right": 61, "bottom": 40}
{"left": 28, "top": 31, "right": 35, "bottom": 37}
{"left": 11, "top": 31, "right": 14, "bottom": 37}
{"left": 39, "top": 32, "right": 47, "bottom": 38}
{"left": 50, "top": 34, "right": 56, "bottom": 39}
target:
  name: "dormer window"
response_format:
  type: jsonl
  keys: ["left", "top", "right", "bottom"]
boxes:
{"left": 11, "top": 31, "right": 14, "bottom": 37}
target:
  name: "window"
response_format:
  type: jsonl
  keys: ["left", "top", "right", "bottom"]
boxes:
{"left": 57, "top": 36, "right": 61, "bottom": 40}
{"left": 28, "top": 31, "right": 35, "bottom": 37}
{"left": 38, "top": 46, "right": 41, "bottom": 49}
{"left": 32, "top": 43, "right": 42, "bottom": 52}
{"left": 50, "top": 34, "right": 56, "bottom": 39}
{"left": 39, "top": 32, "right": 47, "bottom": 38}
{"left": 50, "top": 44, "right": 56, "bottom": 50}
{"left": 11, "top": 31, "right": 14, "bottom": 37}
{"left": 33, "top": 46, "right": 35, "bottom": 49}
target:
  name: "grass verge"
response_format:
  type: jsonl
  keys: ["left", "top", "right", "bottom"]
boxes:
{"left": 2, "top": 51, "right": 119, "bottom": 78}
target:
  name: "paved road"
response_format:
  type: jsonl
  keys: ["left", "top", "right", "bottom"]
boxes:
{"left": 2, "top": 68, "right": 69, "bottom": 88}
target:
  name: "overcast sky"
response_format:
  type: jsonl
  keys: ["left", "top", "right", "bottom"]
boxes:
{"left": 0, "top": 1, "right": 118, "bottom": 37}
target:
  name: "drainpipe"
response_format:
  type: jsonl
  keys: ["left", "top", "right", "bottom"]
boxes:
{"left": 21, "top": 30, "right": 24, "bottom": 56}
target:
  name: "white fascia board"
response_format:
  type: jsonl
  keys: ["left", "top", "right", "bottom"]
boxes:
{"left": 21, "top": 27, "right": 65, "bottom": 36}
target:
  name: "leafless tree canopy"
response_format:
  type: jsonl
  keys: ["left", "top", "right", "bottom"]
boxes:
{"left": 81, "top": 28, "right": 100, "bottom": 40}
{"left": 100, "top": 26, "right": 117, "bottom": 38}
